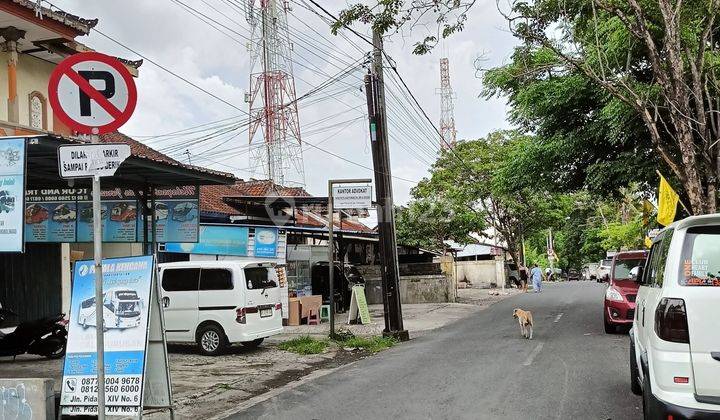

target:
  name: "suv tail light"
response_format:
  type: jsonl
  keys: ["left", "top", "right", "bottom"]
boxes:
{"left": 236, "top": 307, "right": 246, "bottom": 324}
{"left": 655, "top": 298, "right": 689, "bottom": 343}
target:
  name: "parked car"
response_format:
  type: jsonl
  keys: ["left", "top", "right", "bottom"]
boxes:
{"left": 567, "top": 269, "right": 580, "bottom": 281}
{"left": 596, "top": 258, "right": 613, "bottom": 282}
{"left": 52, "top": 204, "right": 76, "bottom": 223}
{"left": 159, "top": 261, "right": 283, "bottom": 355}
{"left": 110, "top": 203, "right": 136, "bottom": 222}
{"left": 506, "top": 262, "right": 520, "bottom": 287}
{"left": 582, "top": 262, "right": 599, "bottom": 280}
{"left": 311, "top": 262, "right": 365, "bottom": 312}
{"left": 630, "top": 214, "right": 720, "bottom": 418}
{"left": 24, "top": 204, "right": 49, "bottom": 224}
{"left": 0, "top": 190, "right": 15, "bottom": 213}
{"left": 603, "top": 250, "right": 647, "bottom": 333}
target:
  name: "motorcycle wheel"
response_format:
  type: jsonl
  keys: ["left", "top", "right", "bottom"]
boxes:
{"left": 40, "top": 336, "right": 67, "bottom": 359}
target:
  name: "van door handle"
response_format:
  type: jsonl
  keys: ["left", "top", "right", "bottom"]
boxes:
{"left": 162, "top": 297, "right": 170, "bottom": 308}
{"left": 711, "top": 352, "right": 720, "bottom": 361}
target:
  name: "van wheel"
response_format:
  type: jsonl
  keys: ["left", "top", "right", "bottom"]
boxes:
{"left": 241, "top": 338, "right": 264, "bottom": 349}
{"left": 642, "top": 371, "right": 657, "bottom": 420}
{"left": 198, "top": 325, "right": 226, "bottom": 356}
{"left": 630, "top": 342, "right": 642, "bottom": 395}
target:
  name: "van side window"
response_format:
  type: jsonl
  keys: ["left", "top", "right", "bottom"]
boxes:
{"left": 645, "top": 240, "right": 662, "bottom": 286}
{"left": 245, "top": 267, "right": 277, "bottom": 290}
{"left": 162, "top": 268, "right": 200, "bottom": 292}
{"left": 655, "top": 229, "right": 674, "bottom": 287}
{"left": 200, "top": 269, "right": 233, "bottom": 290}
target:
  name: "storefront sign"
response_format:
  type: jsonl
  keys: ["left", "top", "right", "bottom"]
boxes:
{"left": 61, "top": 255, "right": 154, "bottom": 416}
{"left": 0, "top": 137, "right": 26, "bottom": 252}
{"left": 332, "top": 185, "right": 371, "bottom": 209}
{"left": 22, "top": 186, "right": 199, "bottom": 243}
{"left": 347, "top": 285, "right": 371, "bottom": 325}
{"left": 254, "top": 227, "right": 278, "bottom": 258}
{"left": 164, "top": 225, "right": 249, "bottom": 255}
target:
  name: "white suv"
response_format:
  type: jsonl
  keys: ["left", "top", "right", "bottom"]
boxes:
{"left": 630, "top": 214, "right": 720, "bottom": 418}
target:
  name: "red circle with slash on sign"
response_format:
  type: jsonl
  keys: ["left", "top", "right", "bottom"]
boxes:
{"left": 48, "top": 52, "right": 137, "bottom": 135}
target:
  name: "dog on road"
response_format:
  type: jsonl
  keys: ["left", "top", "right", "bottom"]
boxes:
{"left": 513, "top": 308, "right": 534, "bottom": 339}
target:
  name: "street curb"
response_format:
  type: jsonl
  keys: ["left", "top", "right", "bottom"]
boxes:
{"left": 211, "top": 357, "right": 364, "bottom": 420}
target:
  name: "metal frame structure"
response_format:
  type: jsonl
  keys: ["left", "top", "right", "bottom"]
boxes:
{"left": 437, "top": 57, "right": 457, "bottom": 149}
{"left": 246, "top": 0, "right": 305, "bottom": 187}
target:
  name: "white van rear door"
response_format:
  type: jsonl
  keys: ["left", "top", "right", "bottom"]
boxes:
{"left": 242, "top": 263, "right": 281, "bottom": 329}
{"left": 679, "top": 227, "right": 720, "bottom": 400}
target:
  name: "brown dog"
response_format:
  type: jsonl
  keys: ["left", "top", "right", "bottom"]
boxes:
{"left": 513, "top": 308, "right": 534, "bottom": 339}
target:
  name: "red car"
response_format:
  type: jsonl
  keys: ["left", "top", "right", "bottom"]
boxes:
{"left": 603, "top": 250, "right": 648, "bottom": 333}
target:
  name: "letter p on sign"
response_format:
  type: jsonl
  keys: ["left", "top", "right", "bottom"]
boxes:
{"left": 49, "top": 52, "right": 137, "bottom": 135}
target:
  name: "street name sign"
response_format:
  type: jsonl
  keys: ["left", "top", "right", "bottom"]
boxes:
{"left": 58, "top": 143, "right": 131, "bottom": 179}
{"left": 332, "top": 185, "right": 372, "bottom": 209}
{"left": 48, "top": 52, "right": 137, "bottom": 135}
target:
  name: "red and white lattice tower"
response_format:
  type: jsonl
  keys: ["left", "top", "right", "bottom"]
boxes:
{"left": 437, "top": 57, "right": 457, "bottom": 149}
{"left": 246, "top": 0, "right": 305, "bottom": 186}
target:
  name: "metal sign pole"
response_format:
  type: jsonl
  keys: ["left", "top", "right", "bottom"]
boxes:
{"left": 327, "top": 181, "right": 335, "bottom": 339}
{"left": 90, "top": 133, "right": 106, "bottom": 419}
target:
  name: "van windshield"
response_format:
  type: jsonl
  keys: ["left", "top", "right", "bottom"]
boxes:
{"left": 680, "top": 226, "right": 720, "bottom": 286}
{"left": 245, "top": 267, "right": 277, "bottom": 290}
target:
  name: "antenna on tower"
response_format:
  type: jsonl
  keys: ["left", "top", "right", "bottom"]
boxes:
{"left": 246, "top": 0, "right": 305, "bottom": 187}
{"left": 436, "top": 57, "right": 457, "bottom": 149}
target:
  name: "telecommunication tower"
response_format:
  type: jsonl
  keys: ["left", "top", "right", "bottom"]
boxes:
{"left": 246, "top": 0, "right": 305, "bottom": 186}
{"left": 437, "top": 57, "right": 457, "bottom": 149}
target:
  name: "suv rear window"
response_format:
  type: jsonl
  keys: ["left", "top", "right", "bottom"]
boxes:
{"left": 680, "top": 226, "right": 720, "bottom": 286}
{"left": 613, "top": 259, "right": 645, "bottom": 280}
{"left": 245, "top": 267, "right": 278, "bottom": 290}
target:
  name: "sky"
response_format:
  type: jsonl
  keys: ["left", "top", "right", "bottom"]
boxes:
{"left": 52, "top": 0, "right": 517, "bottom": 206}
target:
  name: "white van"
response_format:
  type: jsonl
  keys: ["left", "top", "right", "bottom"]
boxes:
{"left": 158, "top": 261, "right": 283, "bottom": 355}
{"left": 78, "top": 288, "right": 142, "bottom": 330}
{"left": 630, "top": 214, "right": 720, "bottom": 418}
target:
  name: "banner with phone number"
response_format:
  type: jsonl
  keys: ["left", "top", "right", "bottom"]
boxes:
{"left": 60, "top": 255, "right": 154, "bottom": 416}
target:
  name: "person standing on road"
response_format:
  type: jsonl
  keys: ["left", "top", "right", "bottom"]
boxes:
{"left": 530, "top": 263, "right": 544, "bottom": 293}
{"left": 519, "top": 264, "right": 529, "bottom": 292}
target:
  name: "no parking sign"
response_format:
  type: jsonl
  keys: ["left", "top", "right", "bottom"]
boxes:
{"left": 48, "top": 52, "right": 137, "bottom": 135}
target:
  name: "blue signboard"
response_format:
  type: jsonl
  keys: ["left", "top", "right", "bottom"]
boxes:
{"left": 254, "top": 227, "right": 278, "bottom": 257}
{"left": 164, "top": 225, "right": 249, "bottom": 256}
{"left": 0, "top": 137, "right": 26, "bottom": 252}
{"left": 61, "top": 255, "right": 154, "bottom": 412}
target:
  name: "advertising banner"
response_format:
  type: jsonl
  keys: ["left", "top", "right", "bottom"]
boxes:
{"left": 164, "top": 225, "right": 248, "bottom": 256}
{"left": 254, "top": 227, "right": 278, "bottom": 258}
{"left": 137, "top": 186, "right": 199, "bottom": 243}
{"left": 0, "top": 137, "right": 26, "bottom": 252}
{"left": 60, "top": 255, "right": 154, "bottom": 416}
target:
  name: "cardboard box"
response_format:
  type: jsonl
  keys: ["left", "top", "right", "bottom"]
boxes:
{"left": 288, "top": 298, "right": 301, "bottom": 326}
{"left": 299, "top": 295, "right": 322, "bottom": 319}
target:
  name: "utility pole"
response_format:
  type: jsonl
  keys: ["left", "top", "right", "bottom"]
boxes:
{"left": 363, "top": 31, "right": 408, "bottom": 341}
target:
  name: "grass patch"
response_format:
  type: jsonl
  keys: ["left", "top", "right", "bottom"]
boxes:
{"left": 278, "top": 336, "right": 329, "bottom": 355}
{"left": 337, "top": 336, "right": 397, "bottom": 353}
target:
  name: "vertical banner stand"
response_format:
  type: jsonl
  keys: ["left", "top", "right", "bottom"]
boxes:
{"left": 141, "top": 188, "right": 174, "bottom": 419}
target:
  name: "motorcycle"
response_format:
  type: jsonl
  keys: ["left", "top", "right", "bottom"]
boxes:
{"left": 0, "top": 306, "right": 67, "bottom": 360}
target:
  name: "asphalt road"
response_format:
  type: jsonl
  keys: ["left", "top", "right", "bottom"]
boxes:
{"left": 229, "top": 282, "right": 642, "bottom": 420}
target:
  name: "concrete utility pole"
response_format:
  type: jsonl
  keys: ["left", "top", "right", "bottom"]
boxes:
{"left": 362, "top": 32, "right": 408, "bottom": 341}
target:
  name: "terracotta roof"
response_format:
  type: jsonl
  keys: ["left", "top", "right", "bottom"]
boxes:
{"left": 11, "top": 0, "right": 98, "bottom": 35}
{"left": 201, "top": 180, "right": 311, "bottom": 215}
{"left": 98, "top": 132, "right": 234, "bottom": 180}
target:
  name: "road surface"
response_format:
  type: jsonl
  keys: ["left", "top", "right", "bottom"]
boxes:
{"left": 229, "top": 282, "right": 642, "bottom": 419}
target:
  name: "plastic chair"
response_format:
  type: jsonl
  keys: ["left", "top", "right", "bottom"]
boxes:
{"left": 307, "top": 308, "right": 320, "bottom": 325}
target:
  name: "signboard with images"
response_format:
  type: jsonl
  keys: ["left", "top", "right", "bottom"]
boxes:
{"left": 60, "top": 255, "right": 154, "bottom": 416}
{"left": 332, "top": 185, "right": 372, "bottom": 210}
{"left": 137, "top": 186, "right": 200, "bottom": 243}
{"left": 0, "top": 137, "right": 26, "bottom": 252}
{"left": 22, "top": 186, "right": 199, "bottom": 243}
{"left": 254, "top": 227, "right": 279, "bottom": 258}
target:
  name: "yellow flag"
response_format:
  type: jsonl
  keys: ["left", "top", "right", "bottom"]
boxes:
{"left": 657, "top": 174, "right": 679, "bottom": 226}
{"left": 644, "top": 236, "right": 653, "bottom": 248}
